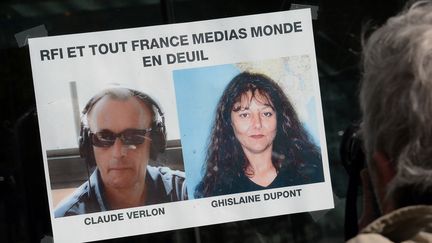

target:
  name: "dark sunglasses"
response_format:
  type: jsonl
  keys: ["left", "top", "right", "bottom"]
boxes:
{"left": 90, "top": 128, "right": 152, "bottom": 147}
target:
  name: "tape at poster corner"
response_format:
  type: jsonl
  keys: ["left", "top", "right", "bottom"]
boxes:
{"left": 15, "top": 25, "right": 48, "bottom": 47}
{"left": 309, "top": 193, "right": 341, "bottom": 222}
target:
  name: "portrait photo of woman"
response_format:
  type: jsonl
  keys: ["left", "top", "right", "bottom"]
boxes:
{"left": 194, "top": 72, "right": 324, "bottom": 198}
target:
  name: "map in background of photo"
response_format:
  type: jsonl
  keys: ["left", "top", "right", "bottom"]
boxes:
{"left": 173, "top": 56, "right": 321, "bottom": 199}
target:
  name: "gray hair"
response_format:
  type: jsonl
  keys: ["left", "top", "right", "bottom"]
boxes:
{"left": 360, "top": 1, "right": 432, "bottom": 207}
{"left": 82, "top": 87, "right": 157, "bottom": 128}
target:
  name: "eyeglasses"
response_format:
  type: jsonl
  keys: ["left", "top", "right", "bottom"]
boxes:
{"left": 90, "top": 128, "right": 152, "bottom": 147}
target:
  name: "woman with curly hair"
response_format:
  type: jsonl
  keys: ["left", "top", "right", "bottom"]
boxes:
{"left": 195, "top": 72, "right": 324, "bottom": 198}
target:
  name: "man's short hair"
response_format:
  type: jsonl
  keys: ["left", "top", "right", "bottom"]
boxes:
{"left": 360, "top": 1, "right": 432, "bottom": 207}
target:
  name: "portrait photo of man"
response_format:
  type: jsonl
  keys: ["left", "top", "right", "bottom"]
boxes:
{"left": 54, "top": 87, "right": 187, "bottom": 217}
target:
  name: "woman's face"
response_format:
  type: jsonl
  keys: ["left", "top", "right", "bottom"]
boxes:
{"left": 231, "top": 91, "right": 277, "bottom": 156}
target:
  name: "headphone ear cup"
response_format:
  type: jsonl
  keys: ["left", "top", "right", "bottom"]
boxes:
{"left": 79, "top": 126, "right": 88, "bottom": 158}
{"left": 149, "top": 121, "right": 166, "bottom": 161}
{"left": 79, "top": 127, "right": 96, "bottom": 167}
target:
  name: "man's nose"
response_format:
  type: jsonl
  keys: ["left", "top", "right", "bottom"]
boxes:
{"left": 112, "top": 138, "right": 128, "bottom": 158}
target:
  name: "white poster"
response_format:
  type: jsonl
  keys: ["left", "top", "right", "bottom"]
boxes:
{"left": 28, "top": 9, "right": 333, "bottom": 242}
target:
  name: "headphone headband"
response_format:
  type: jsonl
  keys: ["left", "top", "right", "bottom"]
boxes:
{"left": 79, "top": 88, "right": 167, "bottom": 166}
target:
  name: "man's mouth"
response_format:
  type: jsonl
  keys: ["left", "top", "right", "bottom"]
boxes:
{"left": 108, "top": 167, "right": 131, "bottom": 172}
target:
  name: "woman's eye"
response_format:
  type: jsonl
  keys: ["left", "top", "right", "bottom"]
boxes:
{"left": 239, "top": 113, "right": 249, "bottom": 118}
{"left": 263, "top": 111, "right": 273, "bottom": 117}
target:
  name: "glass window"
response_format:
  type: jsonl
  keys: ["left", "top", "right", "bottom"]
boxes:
{"left": 0, "top": 1, "right": 406, "bottom": 242}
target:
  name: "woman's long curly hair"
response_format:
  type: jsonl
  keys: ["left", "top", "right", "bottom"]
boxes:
{"left": 195, "top": 72, "right": 321, "bottom": 198}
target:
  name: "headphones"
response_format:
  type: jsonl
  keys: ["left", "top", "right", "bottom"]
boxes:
{"left": 78, "top": 88, "right": 166, "bottom": 167}
{"left": 340, "top": 123, "right": 365, "bottom": 175}
{"left": 340, "top": 123, "right": 366, "bottom": 240}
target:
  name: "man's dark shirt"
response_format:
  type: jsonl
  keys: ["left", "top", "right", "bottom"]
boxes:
{"left": 54, "top": 166, "right": 187, "bottom": 217}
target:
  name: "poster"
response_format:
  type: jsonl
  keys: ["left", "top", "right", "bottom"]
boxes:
{"left": 28, "top": 9, "right": 333, "bottom": 242}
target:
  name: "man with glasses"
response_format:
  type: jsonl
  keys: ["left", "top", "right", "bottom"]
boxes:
{"left": 55, "top": 87, "right": 187, "bottom": 217}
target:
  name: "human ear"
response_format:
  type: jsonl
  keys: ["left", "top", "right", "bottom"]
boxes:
{"left": 371, "top": 151, "right": 397, "bottom": 214}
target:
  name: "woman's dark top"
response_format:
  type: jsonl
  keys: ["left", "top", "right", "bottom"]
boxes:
{"left": 195, "top": 160, "right": 324, "bottom": 198}
{"left": 232, "top": 163, "right": 324, "bottom": 194}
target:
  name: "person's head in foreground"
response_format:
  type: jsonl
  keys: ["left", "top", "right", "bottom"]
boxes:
{"left": 195, "top": 72, "right": 323, "bottom": 198}
{"left": 55, "top": 87, "right": 186, "bottom": 217}
{"left": 349, "top": 1, "right": 432, "bottom": 242}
